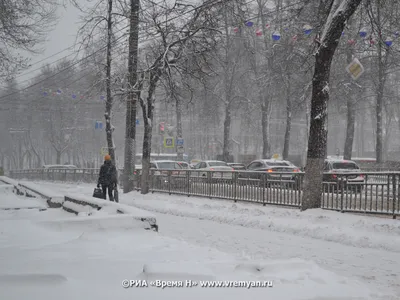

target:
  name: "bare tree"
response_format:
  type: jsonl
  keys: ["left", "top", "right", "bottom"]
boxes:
{"left": 0, "top": 0, "right": 57, "bottom": 81}
{"left": 138, "top": 0, "right": 220, "bottom": 193}
{"left": 104, "top": 0, "right": 117, "bottom": 163}
{"left": 301, "top": 0, "right": 362, "bottom": 211}
{"left": 364, "top": 0, "right": 400, "bottom": 163}
{"left": 123, "top": 0, "right": 140, "bottom": 193}
{"left": 342, "top": 18, "right": 359, "bottom": 160}
{"left": 72, "top": 0, "right": 129, "bottom": 173}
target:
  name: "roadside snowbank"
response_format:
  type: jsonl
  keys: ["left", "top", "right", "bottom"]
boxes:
{"left": 0, "top": 184, "right": 47, "bottom": 210}
{"left": 25, "top": 181, "right": 400, "bottom": 253}
{"left": 126, "top": 194, "right": 400, "bottom": 253}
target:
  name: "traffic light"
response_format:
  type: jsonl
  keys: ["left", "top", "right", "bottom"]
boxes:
{"left": 159, "top": 122, "right": 165, "bottom": 134}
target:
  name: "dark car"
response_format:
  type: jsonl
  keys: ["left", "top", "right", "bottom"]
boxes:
{"left": 323, "top": 159, "right": 364, "bottom": 192}
{"left": 240, "top": 159, "right": 301, "bottom": 187}
{"left": 228, "top": 163, "right": 246, "bottom": 170}
{"left": 176, "top": 161, "right": 191, "bottom": 169}
{"left": 228, "top": 163, "right": 246, "bottom": 171}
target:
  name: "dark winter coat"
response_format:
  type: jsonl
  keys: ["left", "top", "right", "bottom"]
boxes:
{"left": 98, "top": 161, "right": 117, "bottom": 186}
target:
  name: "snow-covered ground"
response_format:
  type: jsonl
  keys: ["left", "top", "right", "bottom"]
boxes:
{"left": 2, "top": 180, "right": 400, "bottom": 299}
{"left": 0, "top": 183, "right": 47, "bottom": 210}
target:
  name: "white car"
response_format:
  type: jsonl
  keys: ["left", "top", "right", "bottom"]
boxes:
{"left": 42, "top": 164, "right": 78, "bottom": 169}
{"left": 192, "top": 160, "right": 234, "bottom": 178}
{"left": 150, "top": 160, "right": 183, "bottom": 175}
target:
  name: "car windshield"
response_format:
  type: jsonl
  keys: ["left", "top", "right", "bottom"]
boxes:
{"left": 208, "top": 161, "right": 228, "bottom": 167}
{"left": 157, "top": 162, "right": 181, "bottom": 169}
{"left": 332, "top": 162, "right": 359, "bottom": 169}
{"left": 266, "top": 162, "right": 290, "bottom": 166}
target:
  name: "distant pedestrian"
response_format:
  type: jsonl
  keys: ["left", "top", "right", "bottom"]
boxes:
{"left": 97, "top": 154, "right": 117, "bottom": 201}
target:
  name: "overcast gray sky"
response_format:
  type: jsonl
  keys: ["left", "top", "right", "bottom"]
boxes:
{"left": 17, "top": 2, "right": 81, "bottom": 86}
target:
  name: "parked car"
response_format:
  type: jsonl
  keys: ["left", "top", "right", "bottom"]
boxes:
{"left": 192, "top": 160, "right": 234, "bottom": 178}
{"left": 228, "top": 163, "right": 246, "bottom": 170}
{"left": 323, "top": 159, "right": 364, "bottom": 192}
{"left": 176, "top": 161, "right": 191, "bottom": 169}
{"left": 118, "top": 165, "right": 142, "bottom": 186}
{"left": 150, "top": 160, "right": 183, "bottom": 174}
{"left": 242, "top": 159, "right": 301, "bottom": 186}
{"left": 42, "top": 164, "right": 78, "bottom": 169}
{"left": 150, "top": 160, "right": 186, "bottom": 188}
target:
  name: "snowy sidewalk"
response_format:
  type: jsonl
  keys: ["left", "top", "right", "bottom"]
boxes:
{"left": 28, "top": 180, "right": 400, "bottom": 253}
{"left": 0, "top": 184, "right": 47, "bottom": 210}
{"left": 1, "top": 183, "right": 391, "bottom": 300}
{"left": 22, "top": 180, "right": 400, "bottom": 298}
{"left": 125, "top": 193, "right": 400, "bottom": 253}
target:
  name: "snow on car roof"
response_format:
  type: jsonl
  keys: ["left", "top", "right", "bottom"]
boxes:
{"left": 326, "top": 158, "right": 357, "bottom": 163}
{"left": 261, "top": 159, "right": 291, "bottom": 164}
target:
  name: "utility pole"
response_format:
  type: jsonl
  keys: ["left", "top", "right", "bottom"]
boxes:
{"left": 123, "top": 0, "right": 140, "bottom": 193}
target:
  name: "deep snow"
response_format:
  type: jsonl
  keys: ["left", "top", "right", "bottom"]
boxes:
{"left": 3, "top": 180, "right": 400, "bottom": 299}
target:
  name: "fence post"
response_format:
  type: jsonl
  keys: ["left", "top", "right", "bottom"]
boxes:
{"left": 168, "top": 170, "right": 171, "bottom": 195}
{"left": 262, "top": 173, "right": 266, "bottom": 206}
{"left": 208, "top": 172, "right": 212, "bottom": 199}
{"left": 186, "top": 170, "right": 190, "bottom": 197}
{"left": 393, "top": 174, "right": 397, "bottom": 219}
{"left": 233, "top": 172, "right": 237, "bottom": 203}
{"left": 340, "top": 177, "right": 345, "bottom": 213}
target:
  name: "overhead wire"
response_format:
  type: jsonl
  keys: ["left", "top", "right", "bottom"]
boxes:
{"left": 3, "top": 0, "right": 291, "bottom": 98}
{"left": 6, "top": 17, "right": 132, "bottom": 84}
{"left": 0, "top": 0, "right": 235, "bottom": 105}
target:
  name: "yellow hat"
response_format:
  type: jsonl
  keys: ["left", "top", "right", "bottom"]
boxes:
{"left": 104, "top": 154, "right": 111, "bottom": 161}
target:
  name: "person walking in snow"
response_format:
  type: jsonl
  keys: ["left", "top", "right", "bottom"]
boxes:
{"left": 97, "top": 154, "right": 117, "bottom": 201}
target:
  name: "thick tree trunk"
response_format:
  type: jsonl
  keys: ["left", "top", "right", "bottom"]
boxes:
{"left": 141, "top": 121, "right": 153, "bottom": 194}
{"left": 282, "top": 76, "right": 292, "bottom": 160}
{"left": 261, "top": 98, "right": 270, "bottom": 158}
{"left": 140, "top": 70, "right": 160, "bottom": 194}
{"left": 343, "top": 96, "right": 356, "bottom": 160}
{"left": 222, "top": 8, "right": 232, "bottom": 163}
{"left": 123, "top": 0, "right": 139, "bottom": 193}
{"left": 222, "top": 101, "right": 231, "bottom": 162}
{"left": 301, "top": 54, "right": 331, "bottom": 210}
{"left": 105, "top": 0, "right": 115, "bottom": 165}
{"left": 376, "top": 3, "right": 383, "bottom": 163}
{"left": 374, "top": 1, "right": 391, "bottom": 163}
{"left": 301, "top": 0, "right": 362, "bottom": 211}
{"left": 343, "top": 38, "right": 356, "bottom": 160}
{"left": 376, "top": 42, "right": 384, "bottom": 163}
{"left": 260, "top": 11, "right": 272, "bottom": 159}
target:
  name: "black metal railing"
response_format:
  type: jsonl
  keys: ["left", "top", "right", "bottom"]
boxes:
{"left": 8, "top": 168, "right": 400, "bottom": 217}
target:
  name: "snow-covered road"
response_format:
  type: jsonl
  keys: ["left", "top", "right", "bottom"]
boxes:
{"left": 6, "top": 180, "right": 400, "bottom": 299}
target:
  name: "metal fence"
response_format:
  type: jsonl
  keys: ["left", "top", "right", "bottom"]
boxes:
{"left": 8, "top": 168, "right": 400, "bottom": 218}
